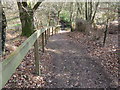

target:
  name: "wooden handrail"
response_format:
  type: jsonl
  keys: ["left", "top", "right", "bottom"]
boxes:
{"left": 0, "top": 25, "right": 61, "bottom": 89}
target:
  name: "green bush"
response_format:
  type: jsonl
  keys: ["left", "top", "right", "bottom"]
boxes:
{"left": 60, "top": 10, "right": 70, "bottom": 22}
{"left": 60, "top": 10, "right": 71, "bottom": 28}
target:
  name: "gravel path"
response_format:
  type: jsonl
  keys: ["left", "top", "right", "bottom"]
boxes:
{"left": 43, "top": 31, "right": 112, "bottom": 88}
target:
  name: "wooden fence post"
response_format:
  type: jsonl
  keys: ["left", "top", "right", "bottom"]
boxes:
{"left": 46, "top": 29, "right": 49, "bottom": 40}
{"left": 49, "top": 28, "right": 50, "bottom": 37}
{"left": 45, "top": 30, "right": 47, "bottom": 44}
{"left": 34, "top": 39, "right": 40, "bottom": 75}
{"left": 52, "top": 27, "right": 54, "bottom": 35}
{"left": 42, "top": 33, "right": 45, "bottom": 53}
{"left": 56, "top": 27, "right": 58, "bottom": 34}
{"left": 55, "top": 27, "right": 56, "bottom": 34}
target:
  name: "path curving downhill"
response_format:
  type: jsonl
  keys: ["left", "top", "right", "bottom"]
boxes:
{"left": 43, "top": 31, "right": 112, "bottom": 88}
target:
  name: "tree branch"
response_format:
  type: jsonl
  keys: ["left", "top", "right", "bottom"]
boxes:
{"left": 91, "top": 2, "right": 99, "bottom": 23}
{"left": 33, "top": 1, "right": 43, "bottom": 11}
{"left": 17, "top": 2, "right": 22, "bottom": 9}
{"left": 17, "top": 2, "right": 29, "bottom": 16}
{"left": 76, "top": 2, "right": 81, "bottom": 15}
{"left": 22, "top": 2, "right": 28, "bottom": 7}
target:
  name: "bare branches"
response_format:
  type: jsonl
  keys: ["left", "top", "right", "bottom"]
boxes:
{"left": 17, "top": 2, "right": 28, "bottom": 14}
{"left": 76, "top": 2, "right": 81, "bottom": 15}
{"left": 33, "top": 2, "right": 42, "bottom": 11}
{"left": 91, "top": 2, "right": 99, "bottom": 22}
{"left": 22, "top": 2, "right": 28, "bottom": 7}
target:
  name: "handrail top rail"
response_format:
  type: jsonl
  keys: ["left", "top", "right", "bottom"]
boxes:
{"left": 1, "top": 25, "right": 61, "bottom": 66}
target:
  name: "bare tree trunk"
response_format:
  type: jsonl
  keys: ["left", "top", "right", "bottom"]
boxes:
{"left": 76, "top": 2, "right": 81, "bottom": 15}
{"left": 103, "top": 18, "right": 109, "bottom": 46}
{"left": 75, "top": 2, "right": 84, "bottom": 19}
{"left": 70, "top": 2, "right": 74, "bottom": 32}
{"left": 91, "top": 2, "right": 99, "bottom": 23}
{"left": 85, "top": 0, "right": 93, "bottom": 22}
{"left": 57, "top": 10, "right": 61, "bottom": 25}
{"left": 19, "top": 9, "right": 34, "bottom": 37}
{"left": 76, "top": 7, "right": 79, "bottom": 19}
{"left": 17, "top": 2, "right": 43, "bottom": 37}
{"left": 0, "top": 1, "right": 2, "bottom": 54}
{"left": 88, "top": 2, "right": 90, "bottom": 21}
{"left": 118, "top": 5, "right": 120, "bottom": 59}
{"left": 89, "top": 1, "right": 92, "bottom": 21}
{"left": 48, "top": 12, "right": 51, "bottom": 26}
{"left": 0, "top": 1, "right": 7, "bottom": 53}
{"left": 85, "top": 1, "right": 88, "bottom": 21}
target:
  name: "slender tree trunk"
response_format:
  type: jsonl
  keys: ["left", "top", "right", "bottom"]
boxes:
{"left": 118, "top": 5, "right": 120, "bottom": 58}
{"left": 85, "top": 1, "right": 88, "bottom": 20}
{"left": 57, "top": 10, "right": 61, "bottom": 25}
{"left": 0, "top": 1, "right": 7, "bottom": 52}
{"left": 70, "top": 2, "right": 74, "bottom": 32}
{"left": 80, "top": 3, "right": 84, "bottom": 17}
{"left": 0, "top": 2, "right": 2, "bottom": 53}
{"left": 103, "top": 18, "right": 109, "bottom": 46}
{"left": 76, "top": 7, "right": 79, "bottom": 19}
{"left": 48, "top": 12, "right": 51, "bottom": 26}
{"left": 85, "top": 0, "right": 93, "bottom": 22}
{"left": 91, "top": 2, "right": 99, "bottom": 23}
{"left": 88, "top": 2, "right": 90, "bottom": 21}
{"left": 89, "top": 1, "right": 92, "bottom": 21}
{"left": 76, "top": 2, "right": 81, "bottom": 15}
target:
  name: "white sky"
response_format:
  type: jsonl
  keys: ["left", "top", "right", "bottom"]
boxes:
{"left": 1, "top": 0, "right": 120, "bottom": 2}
